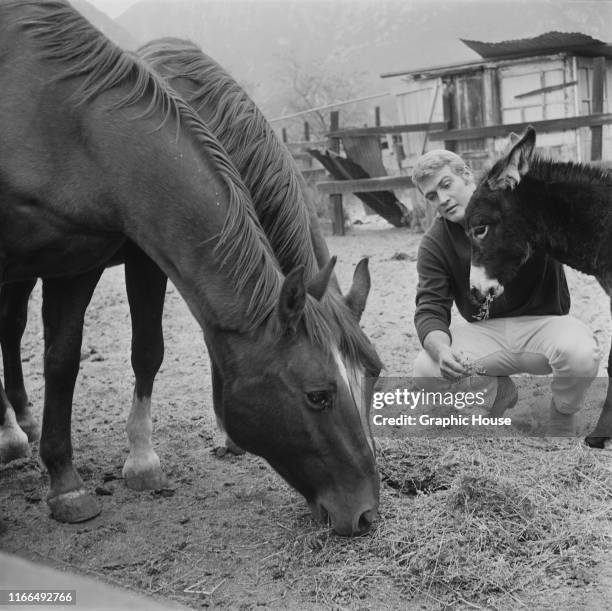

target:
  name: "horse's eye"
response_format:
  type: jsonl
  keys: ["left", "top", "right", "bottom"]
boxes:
{"left": 306, "top": 390, "right": 334, "bottom": 411}
{"left": 367, "top": 367, "right": 381, "bottom": 379}
{"left": 472, "top": 225, "right": 488, "bottom": 240}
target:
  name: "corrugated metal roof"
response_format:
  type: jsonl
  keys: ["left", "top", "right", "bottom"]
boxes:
{"left": 462, "top": 31, "right": 612, "bottom": 60}
{"left": 382, "top": 31, "right": 612, "bottom": 79}
{"left": 381, "top": 59, "right": 487, "bottom": 79}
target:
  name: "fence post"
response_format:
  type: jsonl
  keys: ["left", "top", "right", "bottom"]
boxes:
{"left": 590, "top": 56, "right": 605, "bottom": 162}
{"left": 304, "top": 121, "right": 310, "bottom": 142}
{"left": 329, "top": 110, "right": 345, "bottom": 236}
{"left": 281, "top": 127, "right": 287, "bottom": 144}
{"left": 441, "top": 79, "right": 457, "bottom": 152}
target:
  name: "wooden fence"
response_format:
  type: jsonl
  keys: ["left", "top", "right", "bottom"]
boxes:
{"left": 282, "top": 110, "right": 612, "bottom": 235}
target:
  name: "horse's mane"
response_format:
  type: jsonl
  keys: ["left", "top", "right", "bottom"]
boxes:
{"left": 12, "top": 0, "right": 279, "bottom": 327}
{"left": 137, "top": 37, "right": 319, "bottom": 280}
{"left": 138, "top": 37, "right": 382, "bottom": 372}
{"left": 528, "top": 155, "right": 612, "bottom": 187}
{"left": 9, "top": 1, "right": 382, "bottom": 371}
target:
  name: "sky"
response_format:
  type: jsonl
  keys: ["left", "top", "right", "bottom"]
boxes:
{"left": 86, "top": 0, "right": 139, "bottom": 17}
{"left": 86, "top": 0, "right": 320, "bottom": 18}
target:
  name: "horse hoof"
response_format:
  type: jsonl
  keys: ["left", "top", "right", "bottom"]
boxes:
{"left": 0, "top": 428, "right": 31, "bottom": 463}
{"left": 124, "top": 470, "right": 169, "bottom": 491}
{"left": 584, "top": 435, "right": 609, "bottom": 449}
{"left": 122, "top": 455, "right": 168, "bottom": 491}
{"left": 47, "top": 490, "right": 101, "bottom": 523}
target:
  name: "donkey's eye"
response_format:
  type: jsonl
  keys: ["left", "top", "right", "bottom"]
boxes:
{"left": 306, "top": 390, "right": 334, "bottom": 411}
{"left": 472, "top": 225, "right": 489, "bottom": 240}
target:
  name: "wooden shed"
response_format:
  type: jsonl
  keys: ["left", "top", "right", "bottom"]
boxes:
{"left": 382, "top": 32, "right": 612, "bottom": 173}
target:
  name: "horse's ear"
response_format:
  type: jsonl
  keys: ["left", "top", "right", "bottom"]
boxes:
{"left": 345, "top": 258, "right": 371, "bottom": 321}
{"left": 488, "top": 126, "right": 536, "bottom": 191}
{"left": 307, "top": 256, "right": 337, "bottom": 301}
{"left": 278, "top": 265, "right": 306, "bottom": 335}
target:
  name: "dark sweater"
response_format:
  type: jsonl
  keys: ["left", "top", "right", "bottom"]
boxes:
{"left": 414, "top": 217, "right": 570, "bottom": 346}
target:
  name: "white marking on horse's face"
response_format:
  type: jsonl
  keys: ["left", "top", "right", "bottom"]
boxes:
{"left": 469, "top": 264, "right": 504, "bottom": 301}
{"left": 596, "top": 272, "right": 612, "bottom": 297}
{"left": 332, "top": 347, "right": 374, "bottom": 457}
{"left": 520, "top": 242, "right": 532, "bottom": 265}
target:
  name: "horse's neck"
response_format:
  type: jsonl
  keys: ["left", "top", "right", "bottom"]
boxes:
{"left": 103, "top": 115, "right": 274, "bottom": 334}
{"left": 3, "top": 8, "right": 272, "bottom": 336}
{"left": 523, "top": 176, "right": 606, "bottom": 275}
{"left": 156, "top": 63, "right": 324, "bottom": 279}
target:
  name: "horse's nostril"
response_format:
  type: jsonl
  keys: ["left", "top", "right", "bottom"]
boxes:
{"left": 318, "top": 504, "right": 331, "bottom": 526}
{"left": 357, "top": 508, "right": 376, "bottom": 534}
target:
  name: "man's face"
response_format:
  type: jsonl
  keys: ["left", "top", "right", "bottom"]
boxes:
{"left": 418, "top": 165, "right": 475, "bottom": 224}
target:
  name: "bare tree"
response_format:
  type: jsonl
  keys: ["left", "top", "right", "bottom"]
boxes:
{"left": 277, "top": 51, "right": 370, "bottom": 139}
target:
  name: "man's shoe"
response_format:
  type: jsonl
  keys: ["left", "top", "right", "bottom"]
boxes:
{"left": 490, "top": 376, "right": 518, "bottom": 416}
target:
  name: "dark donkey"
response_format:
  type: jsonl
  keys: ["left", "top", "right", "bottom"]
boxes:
{"left": 0, "top": 0, "right": 380, "bottom": 535}
{"left": 465, "top": 126, "right": 612, "bottom": 449}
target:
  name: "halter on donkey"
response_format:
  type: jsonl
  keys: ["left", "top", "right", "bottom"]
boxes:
{"left": 0, "top": 0, "right": 380, "bottom": 535}
{"left": 466, "top": 126, "right": 612, "bottom": 449}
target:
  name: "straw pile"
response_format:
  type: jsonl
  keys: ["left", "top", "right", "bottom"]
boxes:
{"left": 271, "top": 438, "right": 611, "bottom": 608}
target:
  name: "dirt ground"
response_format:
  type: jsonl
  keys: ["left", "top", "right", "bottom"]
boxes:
{"left": 1, "top": 218, "right": 611, "bottom": 609}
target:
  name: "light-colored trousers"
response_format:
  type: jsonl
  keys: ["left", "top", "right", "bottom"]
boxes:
{"left": 413, "top": 315, "right": 601, "bottom": 414}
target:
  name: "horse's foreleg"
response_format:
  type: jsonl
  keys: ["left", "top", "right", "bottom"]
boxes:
{"left": 585, "top": 344, "right": 612, "bottom": 449}
{"left": 122, "top": 243, "right": 168, "bottom": 490}
{"left": 0, "top": 279, "right": 39, "bottom": 442}
{"left": 0, "top": 280, "right": 35, "bottom": 462}
{"left": 0, "top": 379, "right": 30, "bottom": 463}
{"left": 40, "top": 269, "right": 103, "bottom": 523}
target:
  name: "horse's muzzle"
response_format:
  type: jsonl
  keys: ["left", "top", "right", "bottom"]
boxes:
{"left": 310, "top": 500, "right": 377, "bottom": 537}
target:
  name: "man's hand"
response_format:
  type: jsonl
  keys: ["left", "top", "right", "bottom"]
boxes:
{"left": 423, "top": 330, "right": 468, "bottom": 381}
{"left": 437, "top": 345, "right": 468, "bottom": 380}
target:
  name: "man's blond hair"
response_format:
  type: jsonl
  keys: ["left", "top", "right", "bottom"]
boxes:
{"left": 412, "top": 150, "right": 471, "bottom": 193}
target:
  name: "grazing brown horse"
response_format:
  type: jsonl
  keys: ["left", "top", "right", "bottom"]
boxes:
{"left": 465, "top": 126, "right": 612, "bottom": 449}
{"left": 0, "top": 0, "right": 380, "bottom": 535}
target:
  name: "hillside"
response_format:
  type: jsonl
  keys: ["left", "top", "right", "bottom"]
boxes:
{"left": 116, "top": 0, "right": 611, "bottom": 118}
{"left": 70, "top": 0, "right": 140, "bottom": 49}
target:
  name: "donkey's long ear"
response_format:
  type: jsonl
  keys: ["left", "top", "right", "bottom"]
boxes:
{"left": 345, "top": 258, "right": 371, "bottom": 321}
{"left": 488, "top": 126, "right": 536, "bottom": 191}
{"left": 507, "top": 132, "right": 520, "bottom": 147}
{"left": 307, "top": 256, "right": 337, "bottom": 301}
{"left": 278, "top": 266, "right": 306, "bottom": 335}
